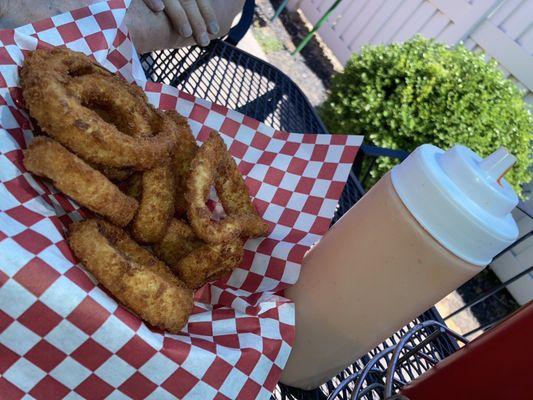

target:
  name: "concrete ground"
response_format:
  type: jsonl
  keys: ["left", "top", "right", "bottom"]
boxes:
{"left": 237, "top": 29, "right": 268, "bottom": 60}
{"left": 436, "top": 293, "right": 482, "bottom": 341}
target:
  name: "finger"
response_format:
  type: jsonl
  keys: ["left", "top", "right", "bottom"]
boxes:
{"left": 197, "top": 0, "right": 219, "bottom": 35}
{"left": 142, "top": 0, "right": 165, "bottom": 12}
{"left": 163, "top": 0, "right": 192, "bottom": 37}
{"left": 181, "top": 0, "right": 209, "bottom": 47}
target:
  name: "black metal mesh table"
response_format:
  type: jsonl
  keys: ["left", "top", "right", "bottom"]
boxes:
{"left": 141, "top": 40, "right": 459, "bottom": 399}
{"left": 141, "top": 40, "right": 328, "bottom": 135}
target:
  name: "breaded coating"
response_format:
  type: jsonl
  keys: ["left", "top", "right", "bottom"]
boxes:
{"left": 28, "top": 114, "right": 134, "bottom": 182}
{"left": 69, "top": 219, "right": 193, "bottom": 333}
{"left": 186, "top": 131, "right": 268, "bottom": 243}
{"left": 154, "top": 219, "right": 203, "bottom": 266}
{"left": 20, "top": 48, "right": 178, "bottom": 170}
{"left": 90, "top": 163, "right": 133, "bottom": 181}
{"left": 130, "top": 158, "right": 175, "bottom": 243}
{"left": 66, "top": 73, "right": 154, "bottom": 138}
{"left": 215, "top": 141, "right": 269, "bottom": 238}
{"left": 23, "top": 137, "right": 138, "bottom": 227}
{"left": 166, "top": 110, "right": 198, "bottom": 216}
{"left": 172, "top": 239, "right": 244, "bottom": 289}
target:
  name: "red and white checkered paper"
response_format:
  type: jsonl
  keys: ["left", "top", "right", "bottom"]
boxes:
{"left": 0, "top": 1, "right": 362, "bottom": 399}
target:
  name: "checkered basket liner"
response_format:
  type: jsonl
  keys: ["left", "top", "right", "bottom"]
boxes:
{"left": 0, "top": 1, "right": 362, "bottom": 399}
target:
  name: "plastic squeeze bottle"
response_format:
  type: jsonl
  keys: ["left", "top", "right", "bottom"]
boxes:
{"left": 280, "top": 144, "right": 519, "bottom": 389}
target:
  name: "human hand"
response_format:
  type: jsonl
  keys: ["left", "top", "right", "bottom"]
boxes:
{"left": 142, "top": 0, "right": 219, "bottom": 47}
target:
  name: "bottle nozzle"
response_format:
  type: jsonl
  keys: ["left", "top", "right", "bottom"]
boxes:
{"left": 479, "top": 147, "right": 516, "bottom": 185}
{"left": 392, "top": 144, "right": 519, "bottom": 266}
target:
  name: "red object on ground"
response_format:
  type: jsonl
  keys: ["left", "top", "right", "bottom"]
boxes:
{"left": 400, "top": 301, "right": 533, "bottom": 400}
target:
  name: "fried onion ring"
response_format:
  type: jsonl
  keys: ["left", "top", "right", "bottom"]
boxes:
{"left": 166, "top": 110, "right": 198, "bottom": 216}
{"left": 27, "top": 114, "right": 134, "bottom": 182}
{"left": 215, "top": 141, "right": 269, "bottom": 239}
{"left": 186, "top": 131, "right": 268, "bottom": 243}
{"left": 154, "top": 219, "right": 203, "bottom": 266}
{"left": 66, "top": 73, "right": 154, "bottom": 138}
{"left": 69, "top": 219, "right": 193, "bottom": 333}
{"left": 172, "top": 239, "right": 244, "bottom": 289}
{"left": 24, "top": 137, "right": 138, "bottom": 226}
{"left": 21, "top": 48, "right": 178, "bottom": 170}
{"left": 130, "top": 159, "right": 176, "bottom": 244}
{"left": 154, "top": 219, "right": 243, "bottom": 289}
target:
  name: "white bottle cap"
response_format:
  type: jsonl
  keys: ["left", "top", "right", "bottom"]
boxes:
{"left": 391, "top": 144, "right": 519, "bottom": 266}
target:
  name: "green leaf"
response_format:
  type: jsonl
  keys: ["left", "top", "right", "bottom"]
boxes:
{"left": 319, "top": 35, "right": 533, "bottom": 196}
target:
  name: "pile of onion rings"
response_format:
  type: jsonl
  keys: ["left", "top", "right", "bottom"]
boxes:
{"left": 21, "top": 48, "right": 267, "bottom": 333}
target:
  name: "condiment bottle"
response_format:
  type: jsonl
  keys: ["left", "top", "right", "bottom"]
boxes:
{"left": 281, "top": 145, "right": 519, "bottom": 389}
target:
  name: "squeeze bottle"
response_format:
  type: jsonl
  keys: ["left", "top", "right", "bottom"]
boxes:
{"left": 281, "top": 144, "right": 519, "bottom": 389}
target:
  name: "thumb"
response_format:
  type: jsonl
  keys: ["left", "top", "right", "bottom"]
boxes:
{"left": 143, "top": 0, "right": 165, "bottom": 12}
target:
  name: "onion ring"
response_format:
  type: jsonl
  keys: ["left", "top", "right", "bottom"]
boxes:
{"left": 66, "top": 73, "right": 154, "bottom": 138}
{"left": 154, "top": 219, "right": 203, "bottom": 266}
{"left": 172, "top": 239, "right": 244, "bottom": 289}
{"left": 68, "top": 219, "right": 193, "bottom": 333}
{"left": 129, "top": 158, "right": 176, "bottom": 244}
{"left": 23, "top": 137, "right": 138, "bottom": 227}
{"left": 215, "top": 141, "right": 269, "bottom": 238}
{"left": 166, "top": 110, "right": 198, "bottom": 216}
{"left": 154, "top": 219, "right": 243, "bottom": 289}
{"left": 186, "top": 131, "right": 268, "bottom": 243}
{"left": 28, "top": 114, "right": 134, "bottom": 182}
{"left": 20, "top": 48, "right": 178, "bottom": 170}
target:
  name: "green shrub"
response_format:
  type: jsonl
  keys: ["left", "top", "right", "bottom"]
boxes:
{"left": 320, "top": 35, "right": 532, "bottom": 195}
